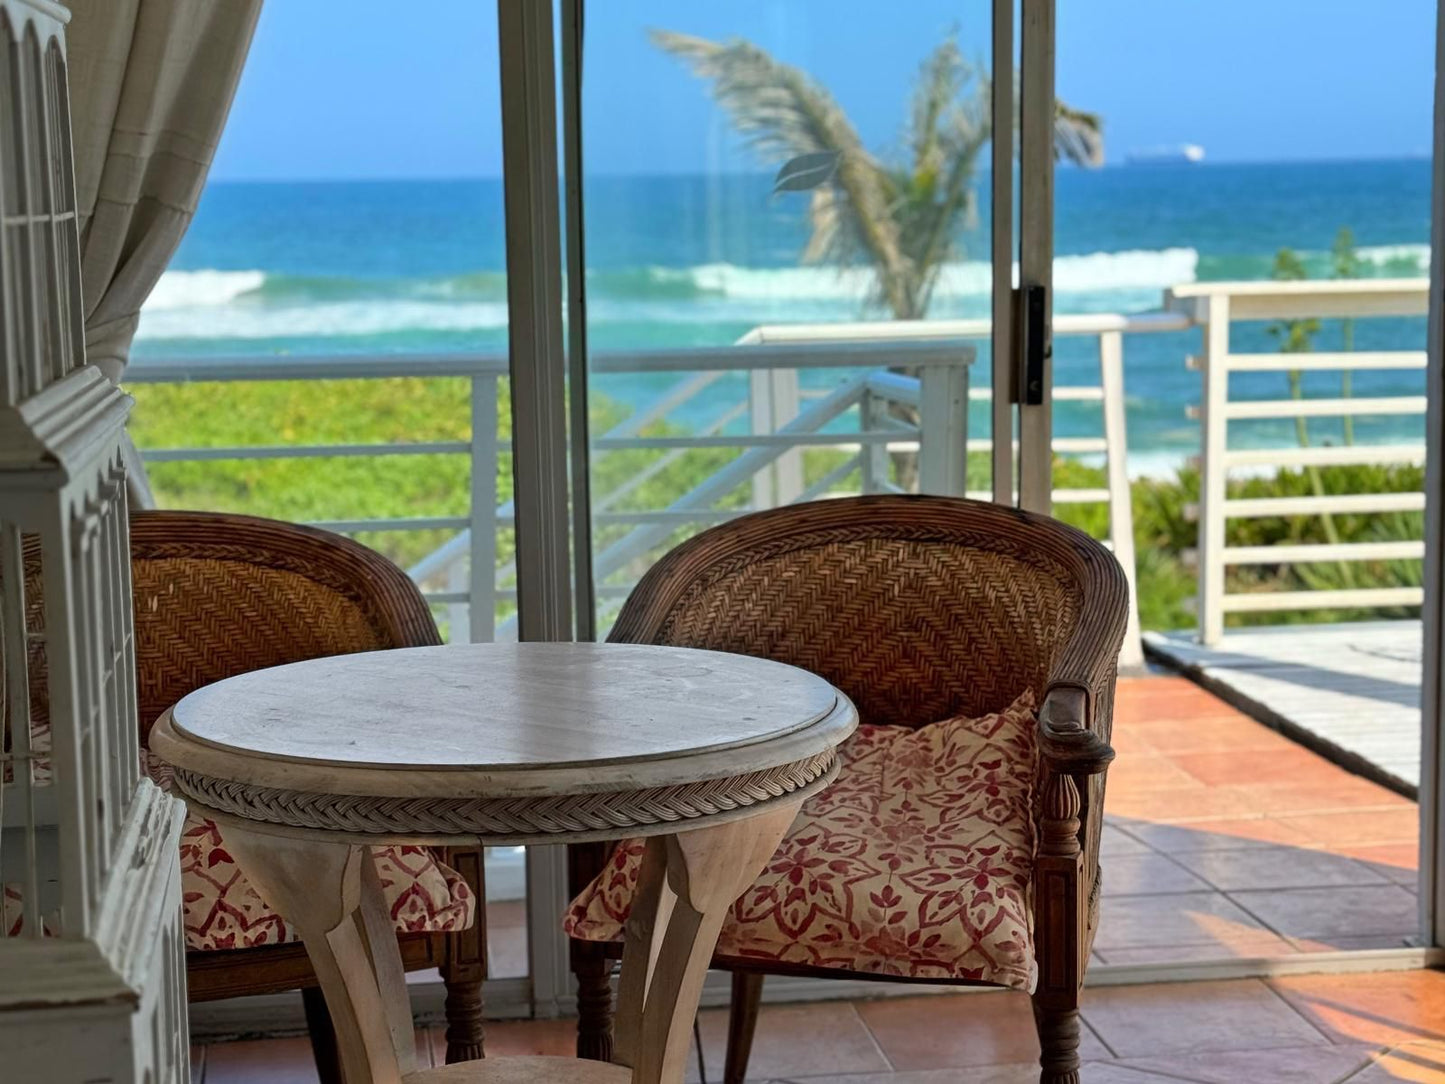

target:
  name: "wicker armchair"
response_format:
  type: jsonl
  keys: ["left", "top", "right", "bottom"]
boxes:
{"left": 13, "top": 511, "right": 487, "bottom": 1080}
{"left": 566, "top": 495, "right": 1126, "bottom": 1084}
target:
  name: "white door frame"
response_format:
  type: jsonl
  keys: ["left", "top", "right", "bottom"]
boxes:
{"left": 1015, "top": 0, "right": 1055, "bottom": 514}
{"left": 496, "top": 0, "right": 580, "bottom": 1018}
{"left": 1420, "top": 0, "right": 1445, "bottom": 951}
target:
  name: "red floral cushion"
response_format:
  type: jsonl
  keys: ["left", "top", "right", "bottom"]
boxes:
{"left": 147, "top": 755, "right": 476, "bottom": 950}
{"left": 3, "top": 752, "right": 476, "bottom": 948}
{"left": 565, "top": 690, "right": 1039, "bottom": 991}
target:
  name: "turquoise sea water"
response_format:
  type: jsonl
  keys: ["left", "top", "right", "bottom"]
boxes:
{"left": 137, "top": 158, "right": 1433, "bottom": 463}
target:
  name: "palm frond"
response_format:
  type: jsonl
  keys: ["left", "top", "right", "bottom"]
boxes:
{"left": 909, "top": 35, "right": 967, "bottom": 181}
{"left": 1054, "top": 99, "right": 1104, "bottom": 167}
{"left": 651, "top": 29, "right": 912, "bottom": 315}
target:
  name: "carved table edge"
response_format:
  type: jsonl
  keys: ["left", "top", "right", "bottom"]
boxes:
{"left": 170, "top": 750, "right": 841, "bottom": 847}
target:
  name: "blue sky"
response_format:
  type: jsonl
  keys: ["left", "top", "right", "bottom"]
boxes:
{"left": 209, "top": 0, "right": 1437, "bottom": 182}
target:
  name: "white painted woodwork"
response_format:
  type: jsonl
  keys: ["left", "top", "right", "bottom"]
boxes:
{"left": 1182, "top": 279, "right": 1432, "bottom": 644}
{"left": 1225, "top": 492, "right": 1427, "bottom": 518}
{"left": 1222, "top": 541, "right": 1428, "bottom": 565}
{"left": 1220, "top": 351, "right": 1427, "bottom": 373}
{"left": 990, "top": 0, "right": 1014, "bottom": 506}
{"left": 156, "top": 642, "right": 847, "bottom": 1083}
{"left": 1221, "top": 587, "right": 1425, "bottom": 613}
{"left": 1167, "top": 278, "right": 1428, "bottom": 321}
{"left": 1016, "top": 0, "right": 1056, "bottom": 514}
{"left": 1197, "top": 295, "right": 1231, "bottom": 644}
{"left": 1223, "top": 396, "right": 1428, "bottom": 419}
{"left": 0, "top": 1, "right": 188, "bottom": 1078}
{"left": 1100, "top": 331, "right": 1143, "bottom": 668}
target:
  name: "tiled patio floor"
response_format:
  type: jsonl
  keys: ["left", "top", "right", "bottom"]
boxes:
{"left": 1099, "top": 674, "right": 1419, "bottom": 963}
{"left": 192, "top": 971, "right": 1445, "bottom": 1082}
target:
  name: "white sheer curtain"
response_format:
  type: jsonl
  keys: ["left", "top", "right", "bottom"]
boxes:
{"left": 65, "top": 0, "right": 262, "bottom": 500}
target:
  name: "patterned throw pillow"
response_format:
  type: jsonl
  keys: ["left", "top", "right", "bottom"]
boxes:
{"left": 565, "top": 689, "right": 1040, "bottom": 991}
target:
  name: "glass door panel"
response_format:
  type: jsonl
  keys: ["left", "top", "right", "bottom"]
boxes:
{"left": 578, "top": 0, "right": 1003, "bottom": 633}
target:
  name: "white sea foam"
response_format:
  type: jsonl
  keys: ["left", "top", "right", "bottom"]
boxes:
{"left": 136, "top": 300, "right": 510, "bottom": 340}
{"left": 683, "top": 247, "right": 1199, "bottom": 301}
{"left": 134, "top": 246, "right": 1202, "bottom": 340}
{"left": 144, "top": 269, "right": 266, "bottom": 310}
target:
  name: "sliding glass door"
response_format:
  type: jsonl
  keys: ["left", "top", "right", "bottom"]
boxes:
{"left": 500, "top": 0, "right": 1062, "bottom": 1008}
{"left": 569, "top": 1, "right": 1045, "bottom": 637}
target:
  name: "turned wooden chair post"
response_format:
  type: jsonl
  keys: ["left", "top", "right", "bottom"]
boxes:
{"left": 570, "top": 839, "right": 617, "bottom": 1061}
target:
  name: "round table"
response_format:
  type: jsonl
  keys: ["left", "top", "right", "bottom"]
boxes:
{"left": 150, "top": 642, "right": 857, "bottom": 1084}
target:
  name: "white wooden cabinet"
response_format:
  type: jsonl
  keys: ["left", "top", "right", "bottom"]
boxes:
{"left": 0, "top": 2, "right": 188, "bottom": 1080}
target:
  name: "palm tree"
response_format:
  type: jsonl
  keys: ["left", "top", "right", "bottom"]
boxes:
{"left": 653, "top": 29, "right": 1104, "bottom": 322}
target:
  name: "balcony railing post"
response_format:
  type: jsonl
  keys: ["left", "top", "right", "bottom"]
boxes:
{"left": 918, "top": 360, "right": 970, "bottom": 497}
{"left": 1197, "top": 296, "right": 1230, "bottom": 645}
{"left": 1099, "top": 330, "right": 1143, "bottom": 667}
{"left": 859, "top": 388, "right": 888, "bottom": 494}
{"left": 469, "top": 373, "right": 499, "bottom": 644}
{"left": 750, "top": 367, "right": 803, "bottom": 507}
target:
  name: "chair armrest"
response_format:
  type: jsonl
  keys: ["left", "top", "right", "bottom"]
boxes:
{"left": 1038, "top": 684, "right": 1115, "bottom": 776}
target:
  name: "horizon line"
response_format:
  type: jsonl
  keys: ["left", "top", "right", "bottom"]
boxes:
{"left": 206, "top": 152, "right": 1432, "bottom": 187}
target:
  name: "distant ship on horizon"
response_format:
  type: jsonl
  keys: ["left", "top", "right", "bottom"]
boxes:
{"left": 1124, "top": 143, "right": 1206, "bottom": 166}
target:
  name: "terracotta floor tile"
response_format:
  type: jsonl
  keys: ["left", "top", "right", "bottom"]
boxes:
{"left": 1230, "top": 885, "right": 1418, "bottom": 940}
{"left": 1101, "top": 852, "right": 1212, "bottom": 896}
{"left": 1114, "top": 1043, "right": 1379, "bottom": 1083}
{"left": 1107, "top": 753, "right": 1209, "bottom": 796}
{"left": 1170, "top": 747, "right": 1355, "bottom": 788}
{"left": 1113, "top": 692, "right": 1243, "bottom": 728}
{"left": 202, "top": 1037, "right": 322, "bottom": 1084}
{"left": 1349, "top": 1041, "right": 1445, "bottom": 1083}
{"left": 1275, "top": 808, "right": 1421, "bottom": 846}
{"left": 1117, "top": 717, "right": 1295, "bottom": 755}
{"left": 1237, "top": 780, "right": 1413, "bottom": 817}
{"left": 1171, "top": 844, "right": 1389, "bottom": 892}
{"left": 855, "top": 991, "right": 1108, "bottom": 1071}
{"left": 1082, "top": 979, "right": 1327, "bottom": 1057}
{"left": 1270, "top": 971, "right": 1445, "bottom": 1047}
{"left": 691, "top": 1000, "right": 889, "bottom": 1081}
{"left": 1093, "top": 892, "right": 1274, "bottom": 953}
{"left": 1114, "top": 816, "right": 1318, "bottom": 852}
{"left": 1105, "top": 787, "right": 1270, "bottom": 824}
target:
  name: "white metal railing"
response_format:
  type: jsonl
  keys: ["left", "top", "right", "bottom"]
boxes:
{"left": 125, "top": 312, "right": 1183, "bottom": 654}
{"left": 1166, "top": 278, "right": 1429, "bottom": 644}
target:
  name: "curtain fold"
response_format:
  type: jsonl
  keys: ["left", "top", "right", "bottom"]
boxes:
{"left": 67, "top": 0, "right": 261, "bottom": 383}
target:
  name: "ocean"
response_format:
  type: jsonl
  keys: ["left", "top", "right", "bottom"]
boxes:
{"left": 137, "top": 158, "right": 1433, "bottom": 467}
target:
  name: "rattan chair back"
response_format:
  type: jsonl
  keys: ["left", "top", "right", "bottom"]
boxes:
{"left": 610, "top": 495, "right": 1121, "bottom": 728}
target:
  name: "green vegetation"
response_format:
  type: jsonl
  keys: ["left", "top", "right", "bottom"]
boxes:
{"left": 128, "top": 369, "right": 1424, "bottom": 637}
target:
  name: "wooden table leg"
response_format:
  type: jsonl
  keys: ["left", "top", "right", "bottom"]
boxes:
{"left": 613, "top": 801, "right": 801, "bottom": 1084}
{"left": 224, "top": 828, "right": 419, "bottom": 1084}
